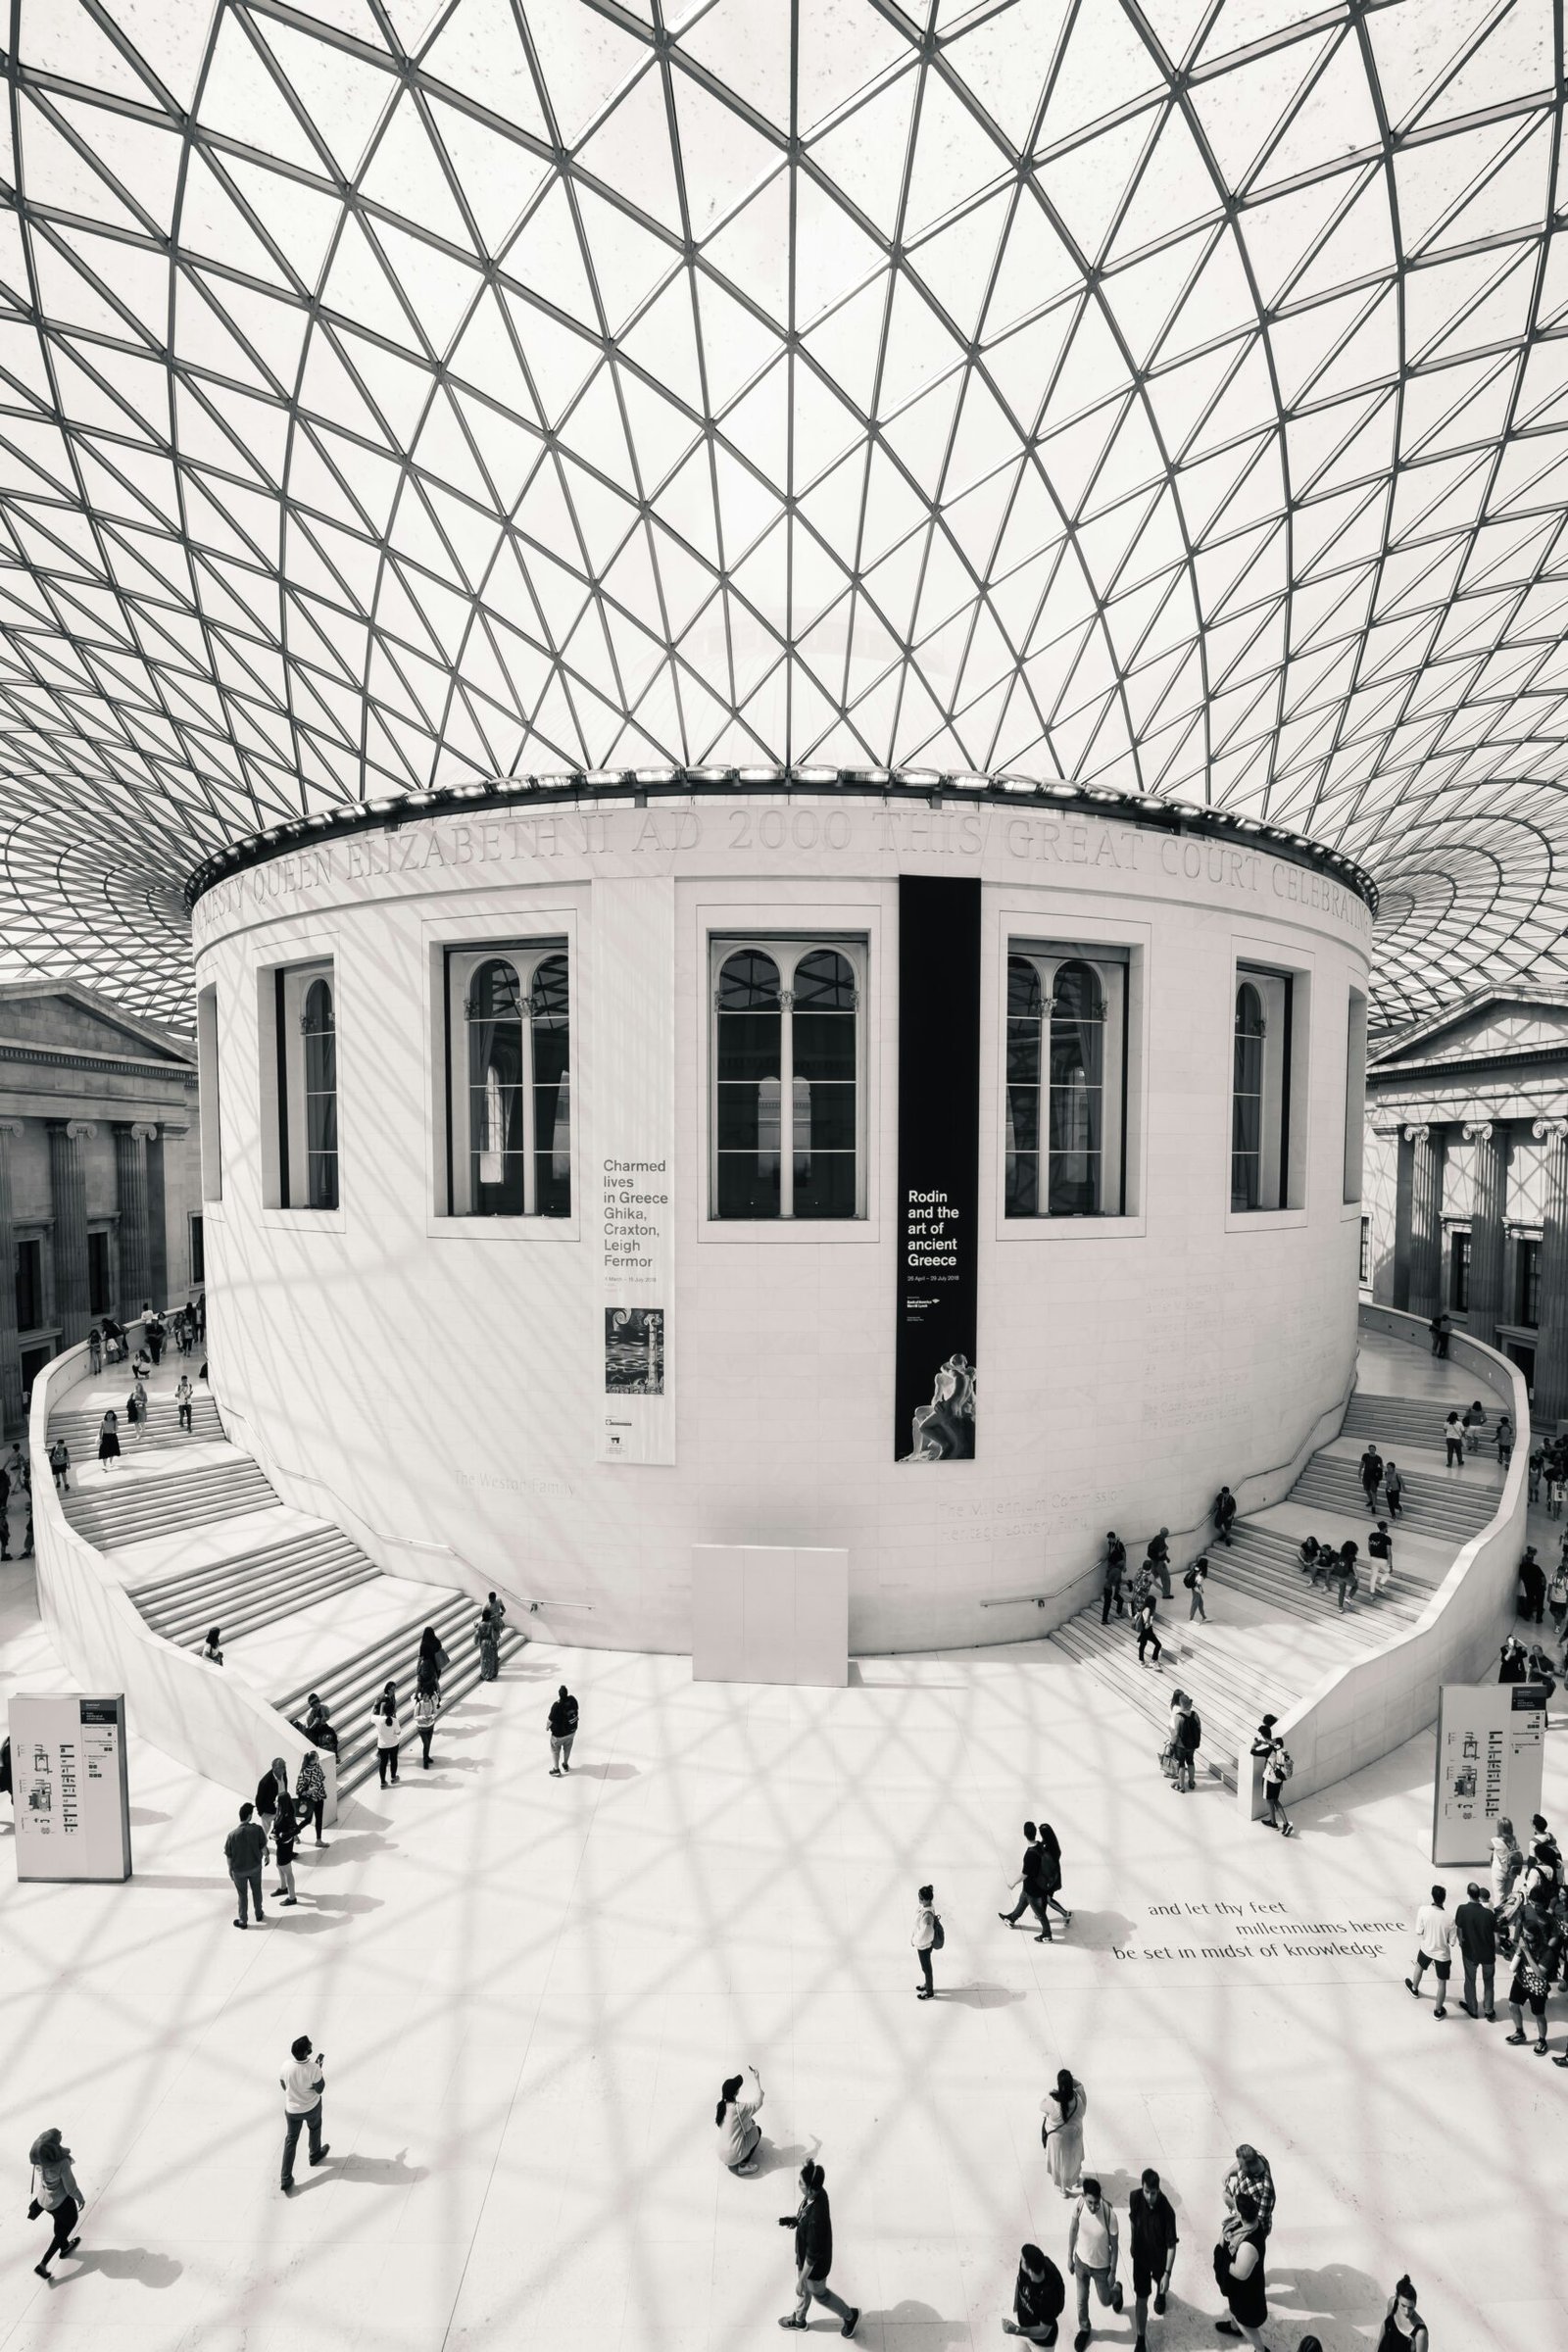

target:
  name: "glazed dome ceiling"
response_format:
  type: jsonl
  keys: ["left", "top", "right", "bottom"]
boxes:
{"left": 2, "top": 0, "right": 1567, "bottom": 1028}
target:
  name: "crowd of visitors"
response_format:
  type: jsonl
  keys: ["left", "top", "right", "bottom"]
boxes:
{"left": 1405, "top": 1815, "right": 1567, "bottom": 2055}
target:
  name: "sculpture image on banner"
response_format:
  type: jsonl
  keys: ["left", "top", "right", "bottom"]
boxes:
{"left": 12, "top": 1690, "right": 132, "bottom": 1884}
{"left": 606, "top": 1307, "right": 664, "bottom": 1396}
{"left": 903, "top": 1352, "right": 977, "bottom": 1461}
{"left": 1432, "top": 1681, "right": 1546, "bottom": 1865}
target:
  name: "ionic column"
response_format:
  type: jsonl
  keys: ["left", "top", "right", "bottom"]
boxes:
{"left": 1404, "top": 1123, "right": 1446, "bottom": 1321}
{"left": 114, "top": 1120, "right": 156, "bottom": 1313}
{"left": 1463, "top": 1121, "right": 1507, "bottom": 1347}
{"left": 0, "top": 1121, "right": 22, "bottom": 1434}
{"left": 1533, "top": 1117, "right": 1568, "bottom": 1427}
{"left": 47, "top": 1119, "right": 94, "bottom": 1348}
{"left": 1393, "top": 1128, "right": 1415, "bottom": 1310}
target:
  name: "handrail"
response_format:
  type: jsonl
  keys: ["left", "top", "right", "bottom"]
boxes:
{"left": 1242, "top": 1305, "right": 1531, "bottom": 1812}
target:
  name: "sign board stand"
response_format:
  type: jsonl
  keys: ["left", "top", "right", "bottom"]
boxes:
{"left": 1432, "top": 1682, "right": 1546, "bottom": 1866}
{"left": 12, "top": 1691, "right": 132, "bottom": 1882}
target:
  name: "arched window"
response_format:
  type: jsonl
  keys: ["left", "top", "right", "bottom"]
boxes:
{"left": 301, "top": 975, "right": 338, "bottom": 1210}
{"left": 466, "top": 957, "right": 524, "bottom": 1213}
{"left": 1004, "top": 944, "right": 1127, "bottom": 1217}
{"left": 446, "top": 943, "right": 571, "bottom": 1217}
{"left": 1231, "top": 981, "right": 1265, "bottom": 1211}
{"left": 711, "top": 938, "right": 863, "bottom": 1219}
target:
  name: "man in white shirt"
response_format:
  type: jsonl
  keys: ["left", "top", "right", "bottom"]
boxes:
{"left": 1067, "top": 2177, "right": 1123, "bottom": 2349}
{"left": 279, "top": 2035, "right": 329, "bottom": 2191}
{"left": 1404, "top": 1884, "right": 1457, "bottom": 2019}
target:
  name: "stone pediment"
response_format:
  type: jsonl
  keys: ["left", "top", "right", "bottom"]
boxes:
{"left": 1371, "top": 990, "right": 1568, "bottom": 1073}
{"left": 0, "top": 981, "right": 194, "bottom": 1066}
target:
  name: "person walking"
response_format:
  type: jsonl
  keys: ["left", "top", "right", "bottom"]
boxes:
{"left": 1127, "top": 2168, "right": 1178, "bottom": 2352}
{"left": 87, "top": 1323, "right": 102, "bottom": 1374}
{"left": 1330, "top": 1541, "right": 1358, "bottom": 1612}
{"left": 279, "top": 2035, "right": 329, "bottom": 2192}
{"left": 1404, "top": 1884, "right": 1456, "bottom": 2017}
{"left": 1453, "top": 1882, "right": 1496, "bottom": 2020}
{"left": 1530, "top": 1445, "right": 1545, "bottom": 1503}
{"left": 548, "top": 1684, "right": 578, "bottom": 1774}
{"left": 1213, "top": 2187, "right": 1268, "bottom": 2347}
{"left": 295, "top": 1746, "right": 328, "bottom": 1848}
{"left": 1171, "top": 1694, "right": 1202, "bottom": 1793}
{"left": 1133, "top": 1592, "right": 1162, "bottom": 1668}
{"left": 1035, "top": 1818, "right": 1071, "bottom": 1932}
{"left": 1184, "top": 1555, "right": 1209, "bottom": 1622}
{"left": 1003, "top": 2241, "right": 1067, "bottom": 2342}
{"left": 1367, "top": 1521, "right": 1394, "bottom": 1597}
{"left": 1377, "top": 2276, "right": 1429, "bottom": 2351}
{"left": 414, "top": 1672, "right": 440, "bottom": 1768}
{"left": 47, "top": 1438, "right": 70, "bottom": 1494}
{"left": 1212, "top": 1487, "right": 1237, "bottom": 1547}
{"left": 1040, "top": 2067, "right": 1086, "bottom": 2197}
{"left": 27, "top": 2127, "right": 84, "bottom": 2279}
{"left": 1251, "top": 1718, "right": 1295, "bottom": 1836}
{"left": 371, "top": 1685, "right": 402, "bottom": 1785}
{"left": 1497, "top": 1411, "right": 1515, "bottom": 1470}
{"left": 1358, "top": 1445, "right": 1384, "bottom": 1511}
{"left": 1463, "top": 1398, "right": 1487, "bottom": 1452}
{"left": 1101, "top": 1533, "right": 1126, "bottom": 1625}
{"left": 97, "top": 1407, "right": 120, "bottom": 1472}
{"left": 1444, "top": 1410, "right": 1465, "bottom": 1469}
{"left": 1066, "top": 2177, "right": 1122, "bottom": 2348}
{"left": 1504, "top": 1925, "right": 1551, "bottom": 2051}
{"left": 1519, "top": 1546, "right": 1546, "bottom": 1626}
{"left": 271, "top": 1783, "right": 301, "bottom": 1906}
{"left": 225, "top": 1800, "right": 268, "bottom": 1929}
{"left": 1549, "top": 1557, "right": 1568, "bottom": 1643}
{"left": 417, "top": 1623, "right": 449, "bottom": 1680}
{"left": 1428, "top": 1311, "right": 1448, "bottom": 1356}
{"left": 715, "top": 2064, "right": 764, "bottom": 2175}
{"left": 486, "top": 1589, "right": 508, "bottom": 1639}
{"left": 474, "top": 1606, "right": 500, "bottom": 1681}
{"left": 777, "top": 2159, "right": 858, "bottom": 2336}
{"left": 174, "top": 1371, "right": 194, "bottom": 1432}
{"left": 1148, "top": 1529, "right": 1172, "bottom": 1600}
{"left": 1001, "top": 1822, "right": 1052, "bottom": 1939}
{"left": 911, "top": 1882, "right": 940, "bottom": 1997}
{"left": 1383, "top": 1459, "right": 1403, "bottom": 1520}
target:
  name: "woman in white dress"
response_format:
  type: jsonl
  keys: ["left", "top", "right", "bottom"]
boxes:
{"left": 1040, "top": 2067, "right": 1085, "bottom": 2195}
{"left": 714, "top": 2064, "right": 764, "bottom": 2175}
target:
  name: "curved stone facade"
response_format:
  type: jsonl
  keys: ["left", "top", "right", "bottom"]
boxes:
{"left": 191, "top": 783, "right": 1372, "bottom": 1653}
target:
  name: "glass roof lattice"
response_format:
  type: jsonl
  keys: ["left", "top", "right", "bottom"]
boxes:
{"left": 2, "top": 0, "right": 1567, "bottom": 1029}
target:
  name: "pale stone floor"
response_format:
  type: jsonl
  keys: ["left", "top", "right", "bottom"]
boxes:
{"left": 2, "top": 1542, "right": 1565, "bottom": 2352}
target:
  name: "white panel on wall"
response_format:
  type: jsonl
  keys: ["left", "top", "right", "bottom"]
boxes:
{"left": 692, "top": 1545, "right": 850, "bottom": 1686}
{"left": 691, "top": 1544, "right": 746, "bottom": 1682}
{"left": 792, "top": 1547, "right": 851, "bottom": 1686}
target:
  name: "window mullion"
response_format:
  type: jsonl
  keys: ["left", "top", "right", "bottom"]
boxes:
{"left": 520, "top": 960, "right": 537, "bottom": 1218}
{"left": 780, "top": 956, "right": 796, "bottom": 1220}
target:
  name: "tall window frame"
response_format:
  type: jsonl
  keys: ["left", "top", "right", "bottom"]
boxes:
{"left": 1517, "top": 1235, "right": 1542, "bottom": 1328}
{"left": 443, "top": 942, "right": 571, "bottom": 1219}
{"left": 275, "top": 960, "right": 339, "bottom": 1211}
{"left": 1448, "top": 1226, "right": 1471, "bottom": 1312}
{"left": 709, "top": 935, "right": 866, "bottom": 1222}
{"left": 1004, "top": 943, "right": 1130, "bottom": 1218}
{"left": 196, "top": 981, "right": 222, "bottom": 1202}
{"left": 1231, "top": 965, "right": 1294, "bottom": 1212}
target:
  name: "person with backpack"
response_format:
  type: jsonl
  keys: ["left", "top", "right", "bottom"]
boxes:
{"left": 47, "top": 1438, "right": 70, "bottom": 1493}
{"left": 548, "top": 1685, "right": 578, "bottom": 1774}
{"left": 777, "top": 2159, "right": 858, "bottom": 2336}
{"left": 1172, "top": 1694, "right": 1202, "bottom": 1793}
{"left": 911, "top": 1882, "right": 941, "bottom": 1998}
{"left": 1251, "top": 1716, "right": 1295, "bottom": 1836}
{"left": 1183, "top": 1556, "right": 1208, "bottom": 1623}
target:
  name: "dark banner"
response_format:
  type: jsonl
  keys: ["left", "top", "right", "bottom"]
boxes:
{"left": 895, "top": 873, "right": 981, "bottom": 1461}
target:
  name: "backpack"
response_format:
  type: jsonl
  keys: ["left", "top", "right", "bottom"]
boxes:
{"left": 1182, "top": 1567, "right": 1197, "bottom": 1590}
{"left": 930, "top": 1913, "right": 945, "bottom": 1951}
{"left": 1271, "top": 1747, "right": 1294, "bottom": 1784}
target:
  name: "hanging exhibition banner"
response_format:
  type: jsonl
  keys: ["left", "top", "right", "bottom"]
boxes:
{"left": 12, "top": 1691, "right": 132, "bottom": 1883}
{"left": 894, "top": 874, "right": 981, "bottom": 1462}
{"left": 1432, "top": 1681, "right": 1547, "bottom": 1865}
{"left": 593, "top": 876, "right": 675, "bottom": 1463}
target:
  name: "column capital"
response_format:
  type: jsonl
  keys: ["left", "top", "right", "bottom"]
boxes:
{"left": 113, "top": 1120, "right": 158, "bottom": 1144}
{"left": 1532, "top": 1117, "right": 1568, "bottom": 1142}
{"left": 47, "top": 1118, "right": 96, "bottom": 1141}
{"left": 0, "top": 1117, "right": 22, "bottom": 1139}
{"left": 1402, "top": 1122, "right": 1432, "bottom": 1144}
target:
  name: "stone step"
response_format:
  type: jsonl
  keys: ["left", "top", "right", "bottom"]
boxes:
{"left": 1050, "top": 1620, "right": 1246, "bottom": 1788}
{"left": 273, "top": 1589, "right": 479, "bottom": 1722}
{"left": 1287, "top": 1460, "right": 1497, "bottom": 1539}
{"left": 142, "top": 1551, "right": 379, "bottom": 1647}
{"left": 62, "top": 1458, "right": 275, "bottom": 1549}
{"left": 1221, "top": 1533, "right": 1430, "bottom": 1629}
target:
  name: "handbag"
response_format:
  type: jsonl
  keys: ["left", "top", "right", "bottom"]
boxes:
{"left": 1159, "top": 1742, "right": 1179, "bottom": 1780}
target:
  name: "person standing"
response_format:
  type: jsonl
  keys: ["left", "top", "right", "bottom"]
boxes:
{"left": 174, "top": 1371, "right": 194, "bottom": 1433}
{"left": 255, "top": 1757, "right": 285, "bottom": 1853}
{"left": 87, "top": 1323, "right": 102, "bottom": 1374}
{"left": 1383, "top": 1460, "right": 1403, "bottom": 1520}
{"left": 1251, "top": 1718, "right": 1295, "bottom": 1836}
{"left": 97, "top": 1407, "right": 120, "bottom": 1473}
{"left": 911, "top": 1883, "right": 939, "bottom": 1998}
{"left": 1404, "top": 1884, "right": 1456, "bottom": 2017}
{"left": 474, "top": 1606, "right": 500, "bottom": 1681}
{"left": 1213, "top": 2187, "right": 1268, "bottom": 2346}
{"left": 1184, "top": 1556, "right": 1208, "bottom": 1623}
{"left": 1127, "top": 2169, "right": 1177, "bottom": 2352}
{"left": 1101, "top": 1534, "right": 1126, "bottom": 1625}
{"left": 1040, "top": 2067, "right": 1085, "bottom": 2197}
{"left": 1428, "top": 1310, "right": 1448, "bottom": 1356}
{"left": 200, "top": 1628, "right": 223, "bottom": 1665}
{"left": 1171, "top": 1695, "right": 1202, "bottom": 1793}
{"left": 1453, "top": 1882, "right": 1496, "bottom": 2020}
{"left": 371, "top": 1686, "right": 401, "bottom": 1786}
{"left": 1003, "top": 2241, "right": 1066, "bottom": 2343}
{"left": 1444, "top": 1410, "right": 1465, "bottom": 1468}
{"left": 225, "top": 1800, "right": 268, "bottom": 1929}
{"left": 1463, "top": 1398, "right": 1487, "bottom": 1452}
{"left": 295, "top": 1746, "right": 328, "bottom": 1849}
{"left": 1066, "top": 2177, "right": 1122, "bottom": 2348}
{"left": 1549, "top": 1556, "right": 1568, "bottom": 1643}
{"left": 1491, "top": 1817, "right": 1522, "bottom": 1907}
{"left": 715, "top": 2064, "right": 765, "bottom": 2174}
{"left": 548, "top": 1684, "right": 578, "bottom": 1773}
{"left": 1221, "top": 2145, "right": 1276, "bottom": 2242}
{"left": 271, "top": 1784, "right": 301, "bottom": 1906}
{"left": 279, "top": 2035, "right": 329, "bottom": 2192}
{"left": 27, "top": 2127, "right": 84, "bottom": 2280}
{"left": 777, "top": 2159, "right": 858, "bottom": 2336}
{"left": 414, "top": 1672, "right": 440, "bottom": 1768}
{"left": 1497, "top": 1411, "right": 1514, "bottom": 1469}
{"left": 1212, "top": 1488, "right": 1237, "bottom": 1547}
{"left": 486, "top": 1590, "right": 508, "bottom": 1639}
{"left": 1377, "top": 2277, "right": 1429, "bottom": 2351}
{"left": 1133, "top": 1592, "right": 1162, "bottom": 1668}
{"left": 1519, "top": 1547, "right": 1546, "bottom": 1626}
